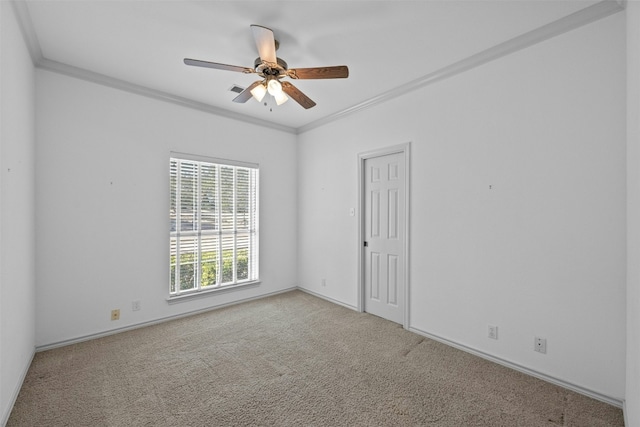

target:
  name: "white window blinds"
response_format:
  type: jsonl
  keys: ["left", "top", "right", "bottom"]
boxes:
{"left": 170, "top": 155, "right": 259, "bottom": 296}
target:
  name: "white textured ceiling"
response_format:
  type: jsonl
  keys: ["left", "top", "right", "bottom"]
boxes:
{"left": 24, "top": 0, "right": 602, "bottom": 131}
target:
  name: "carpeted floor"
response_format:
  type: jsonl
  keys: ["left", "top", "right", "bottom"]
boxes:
{"left": 8, "top": 290, "right": 624, "bottom": 426}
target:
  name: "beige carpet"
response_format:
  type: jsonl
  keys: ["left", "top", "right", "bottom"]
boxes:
{"left": 8, "top": 290, "right": 624, "bottom": 426}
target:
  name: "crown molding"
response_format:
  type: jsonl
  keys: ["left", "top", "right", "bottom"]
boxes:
{"left": 298, "top": 0, "right": 626, "bottom": 134}
{"left": 10, "top": 0, "right": 43, "bottom": 64}
{"left": 10, "top": 1, "right": 296, "bottom": 134}
{"left": 11, "top": 0, "right": 625, "bottom": 136}
{"left": 36, "top": 57, "right": 297, "bottom": 134}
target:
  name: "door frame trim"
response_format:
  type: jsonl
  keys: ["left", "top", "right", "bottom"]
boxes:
{"left": 357, "top": 142, "right": 411, "bottom": 329}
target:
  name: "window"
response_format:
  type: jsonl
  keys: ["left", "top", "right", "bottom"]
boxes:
{"left": 170, "top": 154, "right": 259, "bottom": 296}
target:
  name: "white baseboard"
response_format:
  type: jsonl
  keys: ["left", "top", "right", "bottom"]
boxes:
{"left": 1, "top": 347, "right": 35, "bottom": 427}
{"left": 30, "top": 287, "right": 625, "bottom": 414}
{"left": 409, "top": 326, "right": 624, "bottom": 409}
{"left": 36, "top": 286, "right": 298, "bottom": 352}
{"left": 292, "top": 290, "right": 625, "bottom": 409}
{"left": 623, "top": 400, "right": 629, "bottom": 427}
{"left": 296, "top": 287, "right": 359, "bottom": 311}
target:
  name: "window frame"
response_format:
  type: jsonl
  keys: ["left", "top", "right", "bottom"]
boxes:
{"left": 169, "top": 152, "right": 259, "bottom": 301}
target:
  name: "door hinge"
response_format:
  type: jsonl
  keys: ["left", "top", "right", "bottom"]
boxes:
{"left": 364, "top": 241, "right": 368, "bottom": 247}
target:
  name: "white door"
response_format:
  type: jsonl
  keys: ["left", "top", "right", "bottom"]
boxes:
{"left": 363, "top": 151, "right": 405, "bottom": 324}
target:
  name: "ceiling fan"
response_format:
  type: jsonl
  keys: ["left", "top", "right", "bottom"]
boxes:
{"left": 184, "top": 25, "right": 349, "bottom": 109}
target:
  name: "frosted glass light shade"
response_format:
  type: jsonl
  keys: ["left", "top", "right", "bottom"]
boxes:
{"left": 267, "top": 79, "right": 282, "bottom": 96}
{"left": 274, "top": 91, "right": 289, "bottom": 105}
{"left": 250, "top": 84, "right": 267, "bottom": 102}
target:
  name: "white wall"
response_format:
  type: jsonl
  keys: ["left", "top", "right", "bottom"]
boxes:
{"left": 627, "top": 2, "right": 640, "bottom": 425}
{"left": 3, "top": 1, "right": 631, "bottom": 421}
{"left": 297, "top": 12, "right": 626, "bottom": 401}
{"left": 0, "top": 2, "right": 37, "bottom": 424}
{"left": 35, "top": 70, "right": 298, "bottom": 347}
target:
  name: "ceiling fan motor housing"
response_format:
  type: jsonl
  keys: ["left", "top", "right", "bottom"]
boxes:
{"left": 254, "top": 57, "right": 288, "bottom": 76}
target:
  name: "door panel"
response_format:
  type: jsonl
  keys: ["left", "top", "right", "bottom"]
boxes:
{"left": 388, "top": 188, "right": 399, "bottom": 239}
{"left": 388, "top": 254, "right": 399, "bottom": 305}
{"left": 364, "top": 152, "right": 405, "bottom": 324}
{"left": 370, "top": 252, "right": 380, "bottom": 300}
{"left": 371, "top": 190, "right": 380, "bottom": 237}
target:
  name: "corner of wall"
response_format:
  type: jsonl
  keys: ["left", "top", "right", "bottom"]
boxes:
{"left": 627, "top": 1, "right": 640, "bottom": 426}
{"left": 1, "top": 1, "right": 37, "bottom": 423}
{"left": 0, "top": 348, "right": 35, "bottom": 426}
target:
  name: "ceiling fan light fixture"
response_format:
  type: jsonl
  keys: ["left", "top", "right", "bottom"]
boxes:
{"left": 250, "top": 83, "right": 267, "bottom": 102}
{"left": 274, "top": 91, "right": 289, "bottom": 106}
{"left": 184, "top": 25, "right": 349, "bottom": 110}
{"left": 267, "top": 78, "right": 283, "bottom": 96}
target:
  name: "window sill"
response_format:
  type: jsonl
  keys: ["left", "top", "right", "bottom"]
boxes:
{"left": 166, "top": 281, "right": 261, "bottom": 305}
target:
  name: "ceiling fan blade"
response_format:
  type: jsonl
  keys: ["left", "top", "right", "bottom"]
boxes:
{"left": 251, "top": 25, "right": 277, "bottom": 64}
{"left": 281, "top": 81, "right": 316, "bottom": 109}
{"left": 184, "top": 58, "right": 253, "bottom": 74}
{"left": 287, "top": 66, "right": 349, "bottom": 79}
{"left": 232, "top": 81, "right": 263, "bottom": 103}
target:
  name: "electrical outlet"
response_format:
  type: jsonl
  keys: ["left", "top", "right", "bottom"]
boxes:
{"left": 488, "top": 325, "right": 498, "bottom": 340}
{"left": 132, "top": 300, "right": 141, "bottom": 311}
{"left": 321, "top": 279, "right": 326, "bottom": 287}
{"left": 111, "top": 309, "right": 120, "bottom": 321}
{"left": 534, "top": 337, "right": 547, "bottom": 354}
